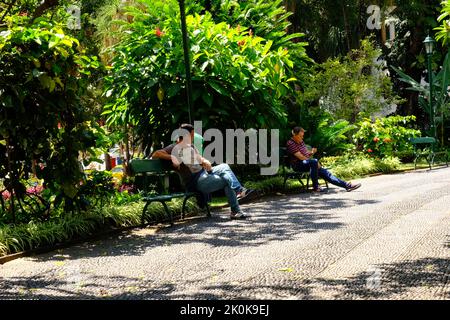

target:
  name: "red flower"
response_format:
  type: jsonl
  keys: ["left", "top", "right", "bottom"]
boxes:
{"left": 367, "top": 149, "right": 373, "bottom": 153}
{"left": 237, "top": 39, "right": 246, "bottom": 47}
{"left": 373, "top": 137, "right": 380, "bottom": 142}
{"left": 19, "top": 12, "right": 28, "bottom": 17}
{"left": 57, "top": 122, "right": 62, "bottom": 129}
{"left": 155, "top": 27, "right": 164, "bottom": 38}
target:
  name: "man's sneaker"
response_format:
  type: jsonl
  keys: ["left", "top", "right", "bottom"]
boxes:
{"left": 346, "top": 182, "right": 361, "bottom": 192}
{"left": 230, "top": 210, "right": 249, "bottom": 220}
{"left": 236, "top": 188, "right": 256, "bottom": 203}
{"left": 312, "top": 187, "right": 326, "bottom": 193}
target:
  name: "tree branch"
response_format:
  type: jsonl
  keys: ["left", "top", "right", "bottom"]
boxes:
{"left": 30, "top": 0, "right": 60, "bottom": 23}
{"left": 0, "top": 0, "right": 17, "bottom": 24}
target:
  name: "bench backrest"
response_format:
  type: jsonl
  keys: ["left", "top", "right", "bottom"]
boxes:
{"left": 129, "top": 159, "right": 167, "bottom": 174}
{"left": 279, "top": 147, "right": 292, "bottom": 169}
{"left": 129, "top": 158, "right": 185, "bottom": 193}
{"left": 409, "top": 137, "right": 436, "bottom": 145}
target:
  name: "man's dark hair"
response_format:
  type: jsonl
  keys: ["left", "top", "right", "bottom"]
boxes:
{"left": 292, "top": 126, "right": 305, "bottom": 135}
{"left": 180, "top": 123, "right": 194, "bottom": 133}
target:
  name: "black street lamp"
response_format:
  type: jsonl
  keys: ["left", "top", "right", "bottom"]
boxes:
{"left": 423, "top": 35, "right": 435, "bottom": 139}
{"left": 178, "top": 0, "right": 193, "bottom": 124}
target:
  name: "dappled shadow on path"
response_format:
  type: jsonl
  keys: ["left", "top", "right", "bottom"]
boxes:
{"left": 22, "top": 191, "right": 378, "bottom": 262}
{"left": 1, "top": 256, "right": 448, "bottom": 300}
{"left": 310, "top": 256, "right": 450, "bottom": 300}
{"left": 0, "top": 271, "right": 311, "bottom": 300}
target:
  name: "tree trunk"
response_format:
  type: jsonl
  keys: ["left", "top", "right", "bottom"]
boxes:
{"left": 104, "top": 153, "right": 111, "bottom": 171}
{"left": 341, "top": 1, "right": 351, "bottom": 51}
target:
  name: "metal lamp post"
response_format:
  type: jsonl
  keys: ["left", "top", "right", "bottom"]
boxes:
{"left": 423, "top": 35, "right": 435, "bottom": 139}
{"left": 178, "top": 0, "right": 193, "bottom": 124}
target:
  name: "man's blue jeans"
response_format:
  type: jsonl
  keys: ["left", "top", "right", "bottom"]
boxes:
{"left": 196, "top": 164, "right": 241, "bottom": 212}
{"left": 293, "top": 159, "right": 348, "bottom": 190}
{"left": 211, "top": 163, "right": 243, "bottom": 192}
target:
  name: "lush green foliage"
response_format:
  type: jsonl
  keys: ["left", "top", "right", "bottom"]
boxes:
{"left": 198, "top": 0, "right": 310, "bottom": 67}
{"left": 0, "top": 17, "right": 101, "bottom": 221}
{"left": 103, "top": 1, "right": 299, "bottom": 150}
{"left": 353, "top": 115, "right": 421, "bottom": 158}
{"left": 300, "top": 38, "right": 401, "bottom": 123}
{"left": 305, "top": 112, "right": 356, "bottom": 157}
{"left": 435, "top": 0, "right": 450, "bottom": 46}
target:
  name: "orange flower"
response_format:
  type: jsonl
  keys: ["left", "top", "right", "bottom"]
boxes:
{"left": 367, "top": 149, "right": 373, "bottom": 153}
{"left": 155, "top": 27, "right": 164, "bottom": 37}
{"left": 237, "top": 39, "right": 246, "bottom": 47}
{"left": 373, "top": 137, "right": 380, "bottom": 142}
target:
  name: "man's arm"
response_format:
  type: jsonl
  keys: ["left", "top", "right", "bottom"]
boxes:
{"left": 152, "top": 147, "right": 181, "bottom": 169}
{"left": 293, "top": 151, "right": 309, "bottom": 161}
{"left": 152, "top": 149, "right": 172, "bottom": 161}
{"left": 192, "top": 146, "right": 212, "bottom": 171}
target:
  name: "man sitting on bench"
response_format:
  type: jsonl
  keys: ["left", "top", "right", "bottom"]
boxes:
{"left": 152, "top": 124, "right": 254, "bottom": 219}
{"left": 287, "top": 126, "right": 361, "bottom": 193}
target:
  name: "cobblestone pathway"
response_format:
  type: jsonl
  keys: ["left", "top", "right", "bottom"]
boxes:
{"left": 1, "top": 168, "right": 449, "bottom": 300}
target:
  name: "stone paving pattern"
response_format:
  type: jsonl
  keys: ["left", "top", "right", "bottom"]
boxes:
{"left": 1, "top": 168, "right": 449, "bottom": 299}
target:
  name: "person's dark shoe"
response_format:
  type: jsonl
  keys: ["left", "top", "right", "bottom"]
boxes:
{"left": 236, "top": 188, "right": 256, "bottom": 203}
{"left": 230, "top": 210, "right": 249, "bottom": 220}
{"left": 346, "top": 182, "right": 361, "bottom": 192}
{"left": 312, "top": 187, "right": 326, "bottom": 193}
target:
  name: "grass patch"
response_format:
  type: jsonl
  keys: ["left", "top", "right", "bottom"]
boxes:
{"left": 321, "top": 154, "right": 401, "bottom": 180}
{"left": 0, "top": 197, "right": 203, "bottom": 257}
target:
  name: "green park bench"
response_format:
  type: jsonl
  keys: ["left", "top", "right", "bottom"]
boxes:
{"left": 279, "top": 147, "right": 329, "bottom": 191}
{"left": 129, "top": 159, "right": 211, "bottom": 226}
{"left": 409, "top": 137, "right": 449, "bottom": 170}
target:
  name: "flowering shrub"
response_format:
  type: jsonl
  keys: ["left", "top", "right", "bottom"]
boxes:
{"left": 353, "top": 115, "right": 421, "bottom": 159}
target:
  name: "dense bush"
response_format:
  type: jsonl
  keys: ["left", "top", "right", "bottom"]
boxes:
{"left": 0, "top": 16, "right": 102, "bottom": 222}
{"left": 321, "top": 153, "right": 401, "bottom": 180}
{"left": 299, "top": 38, "right": 402, "bottom": 124}
{"left": 353, "top": 115, "right": 421, "bottom": 159}
{"left": 102, "top": 0, "right": 307, "bottom": 153}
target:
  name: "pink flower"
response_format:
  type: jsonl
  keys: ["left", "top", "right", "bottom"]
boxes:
{"left": 367, "top": 149, "right": 373, "bottom": 153}
{"left": 373, "top": 137, "right": 380, "bottom": 142}
{"left": 1, "top": 190, "right": 11, "bottom": 200}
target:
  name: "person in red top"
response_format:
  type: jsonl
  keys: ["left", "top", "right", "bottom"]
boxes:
{"left": 286, "top": 126, "right": 361, "bottom": 192}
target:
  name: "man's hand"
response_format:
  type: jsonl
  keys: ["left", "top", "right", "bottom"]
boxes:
{"left": 171, "top": 155, "right": 181, "bottom": 169}
{"left": 311, "top": 147, "right": 317, "bottom": 155}
{"left": 202, "top": 158, "right": 212, "bottom": 171}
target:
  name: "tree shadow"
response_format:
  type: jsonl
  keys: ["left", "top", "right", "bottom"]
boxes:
{"left": 311, "top": 257, "right": 450, "bottom": 299}
{"left": 0, "top": 272, "right": 311, "bottom": 300}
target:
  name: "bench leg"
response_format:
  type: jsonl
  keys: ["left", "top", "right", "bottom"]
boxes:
{"left": 181, "top": 195, "right": 190, "bottom": 220}
{"left": 205, "top": 202, "right": 211, "bottom": 217}
{"left": 160, "top": 201, "right": 173, "bottom": 226}
{"left": 141, "top": 202, "right": 151, "bottom": 226}
{"left": 142, "top": 200, "right": 173, "bottom": 226}
{"left": 182, "top": 194, "right": 212, "bottom": 219}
